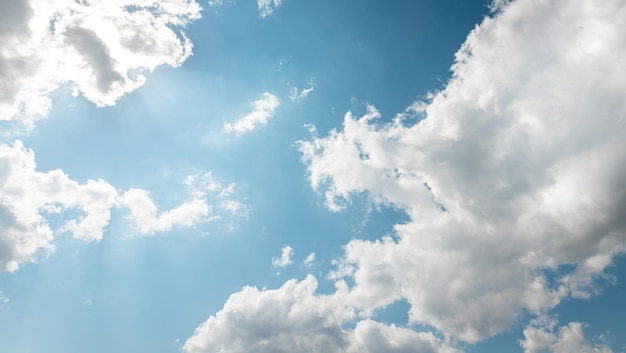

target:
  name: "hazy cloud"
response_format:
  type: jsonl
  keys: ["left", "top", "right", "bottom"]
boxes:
{"left": 290, "top": 81, "right": 315, "bottom": 101}
{"left": 0, "top": 290, "right": 9, "bottom": 304}
{"left": 303, "top": 252, "right": 316, "bottom": 266}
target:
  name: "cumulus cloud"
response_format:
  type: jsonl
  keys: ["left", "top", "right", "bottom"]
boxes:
{"left": 224, "top": 93, "right": 280, "bottom": 135}
{"left": 0, "top": 141, "right": 243, "bottom": 272}
{"left": 183, "top": 0, "right": 626, "bottom": 351}
{"left": 272, "top": 245, "right": 294, "bottom": 269}
{"left": 0, "top": 0, "right": 201, "bottom": 129}
{"left": 257, "top": 0, "right": 282, "bottom": 18}
{"left": 519, "top": 316, "right": 614, "bottom": 353}
{"left": 183, "top": 275, "right": 457, "bottom": 353}
{"left": 0, "top": 141, "right": 116, "bottom": 272}
{"left": 296, "top": 0, "right": 626, "bottom": 344}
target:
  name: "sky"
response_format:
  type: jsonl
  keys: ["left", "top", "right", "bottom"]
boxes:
{"left": 1, "top": 0, "right": 625, "bottom": 352}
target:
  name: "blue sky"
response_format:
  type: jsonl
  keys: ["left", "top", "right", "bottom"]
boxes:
{"left": 1, "top": 0, "right": 626, "bottom": 352}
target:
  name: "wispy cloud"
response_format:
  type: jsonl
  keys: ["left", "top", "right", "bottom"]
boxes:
{"left": 272, "top": 245, "right": 294, "bottom": 269}
{"left": 303, "top": 252, "right": 316, "bottom": 266}
{"left": 520, "top": 316, "right": 613, "bottom": 353}
{"left": 224, "top": 93, "right": 280, "bottom": 135}
{"left": 290, "top": 80, "right": 315, "bottom": 101}
{"left": 0, "top": 291, "right": 9, "bottom": 304}
{"left": 257, "top": 0, "right": 282, "bottom": 18}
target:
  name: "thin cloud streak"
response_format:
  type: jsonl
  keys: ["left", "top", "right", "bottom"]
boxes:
{"left": 224, "top": 93, "right": 280, "bottom": 135}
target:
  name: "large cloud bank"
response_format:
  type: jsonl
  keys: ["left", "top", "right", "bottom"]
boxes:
{"left": 0, "top": 0, "right": 201, "bottom": 128}
{"left": 185, "top": 0, "right": 626, "bottom": 351}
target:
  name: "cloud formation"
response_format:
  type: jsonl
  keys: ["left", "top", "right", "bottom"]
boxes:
{"left": 290, "top": 81, "right": 315, "bottom": 101}
{"left": 298, "top": 0, "right": 626, "bottom": 343}
{"left": 0, "top": 141, "right": 116, "bottom": 272}
{"left": 519, "top": 316, "right": 613, "bottom": 353}
{"left": 183, "top": 0, "right": 626, "bottom": 351}
{"left": 183, "top": 275, "right": 457, "bottom": 353}
{"left": 257, "top": 0, "right": 282, "bottom": 18}
{"left": 303, "top": 252, "right": 316, "bottom": 266}
{"left": 272, "top": 245, "right": 294, "bottom": 269}
{"left": 0, "top": 290, "right": 9, "bottom": 304}
{"left": 0, "top": 0, "right": 201, "bottom": 129}
{"left": 0, "top": 141, "right": 243, "bottom": 272}
{"left": 224, "top": 93, "right": 280, "bottom": 135}
{"left": 183, "top": 0, "right": 626, "bottom": 346}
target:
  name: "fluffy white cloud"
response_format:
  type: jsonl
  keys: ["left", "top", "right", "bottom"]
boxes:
{"left": 0, "top": 0, "right": 201, "bottom": 128}
{"left": 118, "top": 189, "right": 211, "bottom": 235}
{"left": 0, "top": 140, "right": 117, "bottom": 272}
{"left": 183, "top": 0, "right": 626, "bottom": 351}
{"left": 183, "top": 275, "right": 457, "bottom": 353}
{"left": 0, "top": 141, "right": 243, "bottom": 272}
{"left": 519, "top": 316, "right": 614, "bottom": 353}
{"left": 224, "top": 93, "right": 280, "bottom": 135}
{"left": 272, "top": 245, "right": 294, "bottom": 268}
{"left": 351, "top": 320, "right": 459, "bottom": 353}
{"left": 297, "top": 0, "right": 626, "bottom": 344}
{"left": 257, "top": 0, "right": 282, "bottom": 18}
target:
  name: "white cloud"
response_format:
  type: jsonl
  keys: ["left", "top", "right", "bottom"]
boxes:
{"left": 303, "top": 252, "right": 316, "bottom": 266}
{"left": 120, "top": 171, "right": 247, "bottom": 235}
{"left": 207, "top": 0, "right": 222, "bottom": 6}
{"left": 0, "top": 290, "right": 9, "bottom": 304}
{"left": 0, "top": 0, "right": 201, "bottom": 129}
{"left": 297, "top": 0, "right": 626, "bottom": 344}
{"left": 272, "top": 245, "right": 294, "bottom": 268}
{"left": 0, "top": 140, "right": 117, "bottom": 272}
{"left": 224, "top": 93, "right": 280, "bottom": 135}
{"left": 118, "top": 189, "right": 212, "bottom": 235}
{"left": 0, "top": 142, "right": 243, "bottom": 272}
{"left": 519, "top": 316, "right": 614, "bottom": 353}
{"left": 183, "top": 275, "right": 457, "bottom": 353}
{"left": 257, "top": 0, "right": 282, "bottom": 18}
{"left": 290, "top": 81, "right": 315, "bottom": 101}
{"left": 183, "top": 0, "right": 626, "bottom": 351}
{"left": 351, "top": 320, "right": 459, "bottom": 353}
